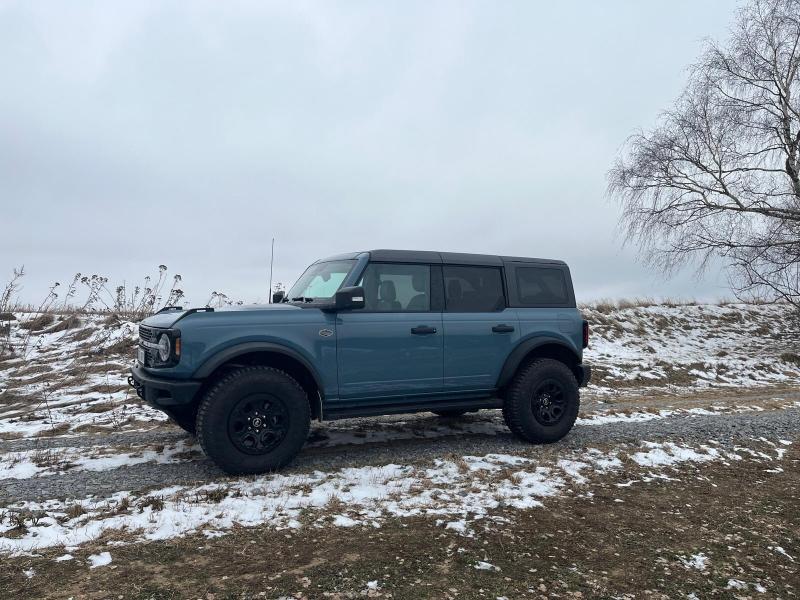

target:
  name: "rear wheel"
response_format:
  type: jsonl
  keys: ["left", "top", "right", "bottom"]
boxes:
{"left": 502, "top": 358, "right": 579, "bottom": 443}
{"left": 196, "top": 366, "right": 310, "bottom": 474}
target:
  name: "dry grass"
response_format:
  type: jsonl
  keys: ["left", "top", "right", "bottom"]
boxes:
{"left": 18, "top": 314, "right": 54, "bottom": 331}
{"left": 34, "top": 423, "right": 71, "bottom": 437}
{"left": 45, "top": 315, "right": 82, "bottom": 333}
{"left": 65, "top": 503, "right": 86, "bottom": 520}
{"left": 780, "top": 352, "right": 800, "bottom": 366}
{"left": 65, "top": 326, "right": 96, "bottom": 343}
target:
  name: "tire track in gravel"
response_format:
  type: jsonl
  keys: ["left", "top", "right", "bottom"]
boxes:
{"left": 1, "top": 405, "right": 797, "bottom": 504}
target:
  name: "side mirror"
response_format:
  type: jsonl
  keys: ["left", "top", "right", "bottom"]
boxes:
{"left": 272, "top": 290, "right": 286, "bottom": 304}
{"left": 334, "top": 286, "right": 365, "bottom": 311}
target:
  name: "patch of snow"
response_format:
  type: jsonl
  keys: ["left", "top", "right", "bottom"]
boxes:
{"left": 578, "top": 410, "right": 670, "bottom": 426}
{"left": 769, "top": 545, "right": 795, "bottom": 562}
{"left": 332, "top": 515, "right": 358, "bottom": 527}
{"left": 557, "top": 460, "right": 590, "bottom": 483}
{"left": 680, "top": 552, "right": 709, "bottom": 571}
{"left": 445, "top": 520, "right": 468, "bottom": 534}
{"left": 633, "top": 443, "right": 719, "bottom": 468}
{"left": 87, "top": 551, "right": 112, "bottom": 568}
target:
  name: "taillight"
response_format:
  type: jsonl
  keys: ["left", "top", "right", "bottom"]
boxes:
{"left": 582, "top": 320, "right": 589, "bottom": 348}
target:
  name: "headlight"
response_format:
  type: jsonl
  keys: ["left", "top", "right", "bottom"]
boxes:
{"left": 157, "top": 334, "right": 171, "bottom": 362}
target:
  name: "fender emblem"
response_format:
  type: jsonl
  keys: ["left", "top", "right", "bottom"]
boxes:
{"left": 319, "top": 328, "right": 334, "bottom": 337}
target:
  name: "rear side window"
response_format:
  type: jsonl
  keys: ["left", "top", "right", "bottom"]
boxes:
{"left": 443, "top": 266, "right": 505, "bottom": 312}
{"left": 516, "top": 267, "right": 569, "bottom": 306}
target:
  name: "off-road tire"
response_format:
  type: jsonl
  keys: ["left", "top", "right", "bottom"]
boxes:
{"left": 502, "top": 358, "right": 579, "bottom": 443}
{"left": 196, "top": 366, "right": 310, "bottom": 474}
{"left": 165, "top": 405, "right": 197, "bottom": 435}
{"left": 432, "top": 409, "right": 469, "bottom": 418}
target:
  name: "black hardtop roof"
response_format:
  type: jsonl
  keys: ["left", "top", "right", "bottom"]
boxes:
{"left": 318, "top": 249, "right": 567, "bottom": 266}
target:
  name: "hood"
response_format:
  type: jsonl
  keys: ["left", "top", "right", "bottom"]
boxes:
{"left": 140, "top": 303, "right": 302, "bottom": 328}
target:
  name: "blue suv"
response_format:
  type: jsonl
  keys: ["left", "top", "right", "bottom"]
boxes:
{"left": 130, "top": 250, "right": 591, "bottom": 474}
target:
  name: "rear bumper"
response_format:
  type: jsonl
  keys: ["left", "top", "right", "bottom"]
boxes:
{"left": 128, "top": 362, "right": 202, "bottom": 407}
{"left": 577, "top": 364, "right": 592, "bottom": 387}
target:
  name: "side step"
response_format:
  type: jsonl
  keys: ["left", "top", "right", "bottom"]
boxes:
{"left": 323, "top": 394, "right": 503, "bottom": 421}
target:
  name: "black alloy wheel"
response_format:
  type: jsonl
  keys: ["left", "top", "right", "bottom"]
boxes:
{"left": 227, "top": 393, "right": 290, "bottom": 454}
{"left": 531, "top": 379, "right": 567, "bottom": 426}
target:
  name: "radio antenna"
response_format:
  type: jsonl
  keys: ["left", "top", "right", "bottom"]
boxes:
{"left": 268, "top": 237, "right": 275, "bottom": 303}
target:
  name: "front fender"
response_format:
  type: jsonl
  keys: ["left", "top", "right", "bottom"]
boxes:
{"left": 192, "top": 341, "right": 324, "bottom": 392}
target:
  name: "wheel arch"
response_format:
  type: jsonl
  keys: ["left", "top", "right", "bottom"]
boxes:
{"left": 497, "top": 336, "right": 582, "bottom": 390}
{"left": 193, "top": 342, "right": 324, "bottom": 419}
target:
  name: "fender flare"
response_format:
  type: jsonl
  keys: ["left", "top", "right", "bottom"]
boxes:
{"left": 496, "top": 336, "right": 581, "bottom": 389}
{"left": 192, "top": 342, "right": 325, "bottom": 393}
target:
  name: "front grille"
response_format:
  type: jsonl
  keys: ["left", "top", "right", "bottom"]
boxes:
{"left": 138, "top": 325, "right": 158, "bottom": 366}
{"left": 139, "top": 325, "right": 156, "bottom": 343}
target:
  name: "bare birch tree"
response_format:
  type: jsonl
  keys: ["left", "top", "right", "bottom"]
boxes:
{"left": 608, "top": 0, "right": 800, "bottom": 306}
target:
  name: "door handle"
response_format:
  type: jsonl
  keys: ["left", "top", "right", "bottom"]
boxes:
{"left": 411, "top": 325, "right": 437, "bottom": 335}
{"left": 492, "top": 324, "right": 515, "bottom": 333}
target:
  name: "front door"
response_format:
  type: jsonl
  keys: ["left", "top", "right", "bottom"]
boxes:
{"left": 336, "top": 262, "right": 443, "bottom": 399}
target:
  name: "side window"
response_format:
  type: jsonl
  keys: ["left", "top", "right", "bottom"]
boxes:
{"left": 443, "top": 266, "right": 505, "bottom": 312}
{"left": 357, "top": 263, "right": 431, "bottom": 312}
{"left": 516, "top": 267, "right": 569, "bottom": 306}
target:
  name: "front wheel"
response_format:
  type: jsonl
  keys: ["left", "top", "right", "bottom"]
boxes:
{"left": 164, "top": 405, "right": 197, "bottom": 435}
{"left": 196, "top": 366, "right": 310, "bottom": 474}
{"left": 502, "top": 358, "right": 579, "bottom": 443}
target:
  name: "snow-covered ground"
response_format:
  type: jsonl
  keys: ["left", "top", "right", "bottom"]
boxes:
{"left": 0, "top": 439, "right": 195, "bottom": 480}
{"left": 0, "top": 302, "right": 798, "bottom": 560}
{"left": 0, "top": 437, "right": 791, "bottom": 555}
{"left": 0, "top": 313, "right": 165, "bottom": 437}
{"left": 582, "top": 302, "right": 800, "bottom": 391}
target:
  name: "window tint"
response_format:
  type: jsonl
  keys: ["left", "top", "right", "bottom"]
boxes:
{"left": 516, "top": 267, "right": 569, "bottom": 306}
{"left": 357, "top": 263, "right": 430, "bottom": 312}
{"left": 443, "top": 266, "right": 505, "bottom": 312}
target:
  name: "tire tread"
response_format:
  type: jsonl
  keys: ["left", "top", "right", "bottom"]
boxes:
{"left": 502, "top": 358, "right": 579, "bottom": 443}
{"left": 196, "top": 366, "right": 309, "bottom": 474}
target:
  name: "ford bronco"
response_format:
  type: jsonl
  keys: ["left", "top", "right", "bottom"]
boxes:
{"left": 129, "top": 250, "right": 591, "bottom": 474}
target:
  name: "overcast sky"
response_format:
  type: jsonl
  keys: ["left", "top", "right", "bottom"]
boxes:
{"left": 0, "top": 0, "right": 740, "bottom": 306}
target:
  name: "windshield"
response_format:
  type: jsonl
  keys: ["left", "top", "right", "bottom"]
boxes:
{"left": 286, "top": 260, "right": 355, "bottom": 301}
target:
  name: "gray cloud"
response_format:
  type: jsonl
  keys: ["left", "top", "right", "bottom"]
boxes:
{"left": 1, "top": 0, "right": 735, "bottom": 305}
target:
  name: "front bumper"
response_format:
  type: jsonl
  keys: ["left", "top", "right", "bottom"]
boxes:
{"left": 128, "top": 362, "right": 202, "bottom": 407}
{"left": 577, "top": 364, "right": 592, "bottom": 387}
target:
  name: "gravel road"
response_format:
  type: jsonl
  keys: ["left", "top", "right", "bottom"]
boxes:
{"left": 1, "top": 388, "right": 797, "bottom": 505}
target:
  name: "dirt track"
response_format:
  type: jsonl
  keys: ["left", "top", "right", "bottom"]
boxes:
{"left": 1, "top": 386, "right": 798, "bottom": 505}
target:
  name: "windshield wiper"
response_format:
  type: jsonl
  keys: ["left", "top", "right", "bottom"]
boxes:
{"left": 291, "top": 296, "right": 315, "bottom": 303}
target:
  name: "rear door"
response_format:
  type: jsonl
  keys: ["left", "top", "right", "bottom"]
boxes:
{"left": 441, "top": 265, "right": 519, "bottom": 392}
{"left": 336, "top": 262, "right": 444, "bottom": 399}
